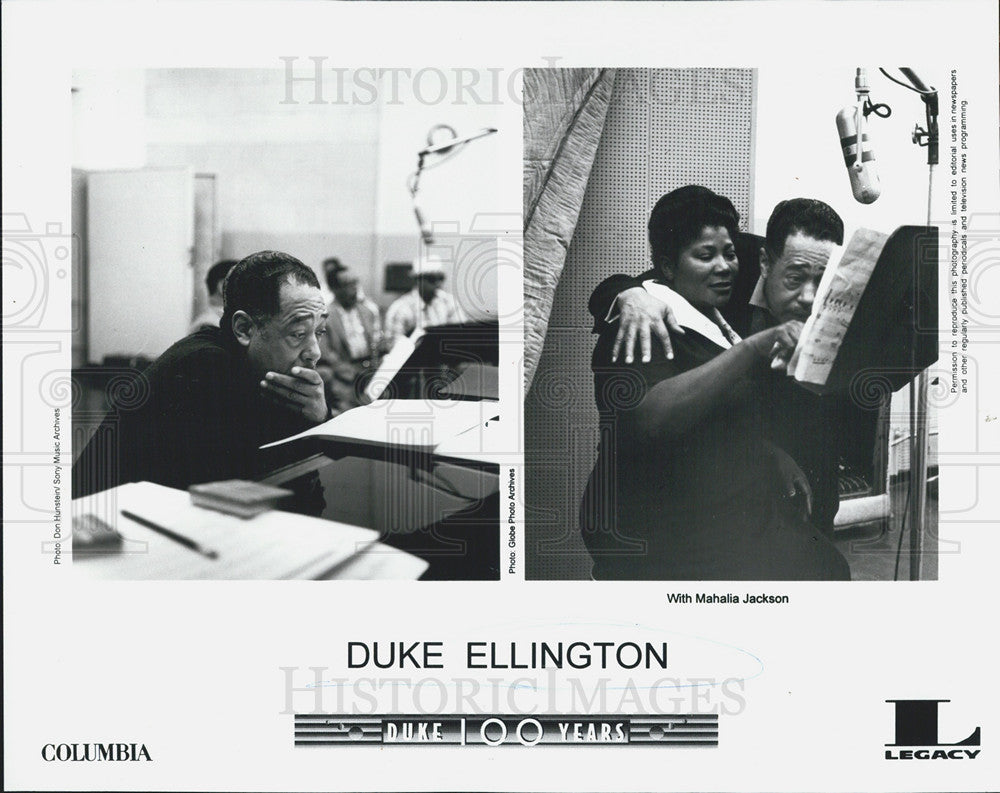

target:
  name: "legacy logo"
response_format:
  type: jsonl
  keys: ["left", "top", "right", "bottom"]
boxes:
{"left": 885, "top": 700, "right": 981, "bottom": 760}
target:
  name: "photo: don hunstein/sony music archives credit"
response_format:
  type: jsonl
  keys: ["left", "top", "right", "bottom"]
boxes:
{"left": 3, "top": 2, "right": 1000, "bottom": 793}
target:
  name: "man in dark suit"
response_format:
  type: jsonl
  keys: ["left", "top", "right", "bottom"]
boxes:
{"left": 73, "top": 250, "right": 330, "bottom": 497}
{"left": 316, "top": 267, "right": 384, "bottom": 413}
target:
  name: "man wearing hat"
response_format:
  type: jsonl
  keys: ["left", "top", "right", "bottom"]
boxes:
{"left": 384, "top": 254, "right": 466, "bottom": 343}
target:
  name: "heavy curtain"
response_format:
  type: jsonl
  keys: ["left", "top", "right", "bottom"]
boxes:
{"left": 522, "top": 68, "right": 616, "bottom": 392}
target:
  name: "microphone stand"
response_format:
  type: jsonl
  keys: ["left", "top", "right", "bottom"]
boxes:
{"left": 408, "top": 125, "right": 499, "bottom": 251}
{"left": 410, "top": 152, "right": 434, "bottom": 248}
{"left": 883, "top": 67, "right": 938, "bottom": 580}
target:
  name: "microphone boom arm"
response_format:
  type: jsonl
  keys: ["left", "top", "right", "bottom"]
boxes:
{"left": 882, "top": 67, "right": 939, "bottom": 165}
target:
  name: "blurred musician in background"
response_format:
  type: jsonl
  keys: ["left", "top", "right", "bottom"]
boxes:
{"left": 189, "top": 259, "right": 238, "bottom": 333}
{"left": 317, "top": 264, "right": 385, "bottom": 413}
{"left": 384, "top": 254, "right": 466, "bottom": 343}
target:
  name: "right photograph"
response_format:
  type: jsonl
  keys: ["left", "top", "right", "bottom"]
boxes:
{"left": 523, "top": 67, "right": 941, "bottom": 581}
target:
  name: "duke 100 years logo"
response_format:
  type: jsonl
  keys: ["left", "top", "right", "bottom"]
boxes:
{"left": 294, "top": 714, "right": 719, "bottom": 747}
{"left": 885, "top": 700, "right": 981, "bottom": 760}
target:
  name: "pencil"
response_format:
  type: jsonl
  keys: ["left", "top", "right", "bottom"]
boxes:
{"left": 120, "top": 509, "right": 219, "bottom": 560}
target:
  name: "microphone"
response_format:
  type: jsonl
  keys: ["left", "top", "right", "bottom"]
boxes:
{"left": 836, "top": 69, "right": 881, "bottom": 204}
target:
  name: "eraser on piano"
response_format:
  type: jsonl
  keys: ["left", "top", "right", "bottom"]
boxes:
{"left": 73, "top": 513, "right": 124, "bottom": 555}
{"left": 189, "top": 479, "right": 294, "bottom": 518}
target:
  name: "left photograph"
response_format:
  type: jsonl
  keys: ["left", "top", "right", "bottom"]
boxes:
{"left": 69, "top": 67, "right": 509, "bottom": 580}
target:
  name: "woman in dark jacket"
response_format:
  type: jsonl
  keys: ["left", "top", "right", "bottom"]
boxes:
{"left": 581, "top": 186, "right": 849, "bottom": 581}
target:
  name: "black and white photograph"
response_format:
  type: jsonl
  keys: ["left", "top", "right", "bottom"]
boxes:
{"left": 68, "top": 66, "right": 510, "bottom": 580}
{"left": 3, "top": 2, "right": 999, "bottom": 792}
{"left": 524, "top": 66, "right": 942, "bottom": 581}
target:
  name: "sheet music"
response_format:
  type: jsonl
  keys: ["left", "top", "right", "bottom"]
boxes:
{"left": 317, "top": 543, "right": 429, "bottom": 580}
{"left": 791, "top": 228, "right": 889, "bottom": 386}
{"left": 363, "top": 329, "right": 422, "bottom": 402}
{"left": 260, "top": 398, "right": 498, "bottom": 451}
{"left": 72, "top": 482, "right": 379, "bottom": 579}
{"left": 432, "top": 412, "right": 503, "bottom": 465}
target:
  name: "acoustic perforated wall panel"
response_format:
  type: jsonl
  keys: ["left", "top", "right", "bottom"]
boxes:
{"left": 525, "top": 68, "right": 756, "bottom": 580}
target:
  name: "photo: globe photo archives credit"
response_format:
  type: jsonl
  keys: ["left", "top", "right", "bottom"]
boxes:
{"left": 2, "top": 2, "right": 999, "bottom": 792}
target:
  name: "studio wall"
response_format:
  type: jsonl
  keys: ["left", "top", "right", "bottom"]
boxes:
{"left": 525, "top": 68, "right": 757, "bottom": 580}
{"left": 72, "top": 66, "right": 504, "bottom": 364}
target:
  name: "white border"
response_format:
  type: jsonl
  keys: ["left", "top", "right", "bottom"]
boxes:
{"left": 4, "top": 2, "right": 999, "bottom": 791}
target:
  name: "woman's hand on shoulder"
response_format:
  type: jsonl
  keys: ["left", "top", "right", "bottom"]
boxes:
{"left": 611, "top": 287, "right": 683, "bottom": 364}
